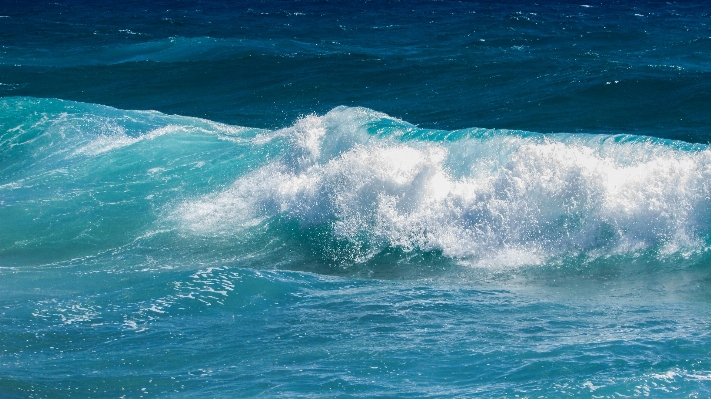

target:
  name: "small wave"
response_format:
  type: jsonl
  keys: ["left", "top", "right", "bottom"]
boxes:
{"left": 0, "top": 36, "right": 387, "bottom": 67}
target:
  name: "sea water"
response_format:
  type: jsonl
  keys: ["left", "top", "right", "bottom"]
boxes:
{"left": 1, "top": 1, "right": 711, "bottom": 397}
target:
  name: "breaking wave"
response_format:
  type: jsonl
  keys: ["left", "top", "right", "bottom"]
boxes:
{"left": 2, "top": 97, "right": 710, "bottom": 269}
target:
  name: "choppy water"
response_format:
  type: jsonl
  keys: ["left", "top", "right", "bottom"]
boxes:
{"left": 2, "top": 1, "right": 711, "bottom": 398}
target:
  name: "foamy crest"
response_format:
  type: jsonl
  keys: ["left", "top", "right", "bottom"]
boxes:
{"left": 178, "top": 107, "right": 711, "bottom": 267}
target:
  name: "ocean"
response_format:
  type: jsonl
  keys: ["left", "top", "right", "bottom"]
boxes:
{"left": 1, "top": 1, "right": 711, "bottom": 397}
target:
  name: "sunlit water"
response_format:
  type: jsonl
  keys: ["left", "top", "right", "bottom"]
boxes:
{"left": 2, "top": 1, "right": 711, "bottom": 397}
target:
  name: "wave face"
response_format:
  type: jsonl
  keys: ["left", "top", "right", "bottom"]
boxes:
{"left": 2, "top": 97, "right": 710, "bottom": 270}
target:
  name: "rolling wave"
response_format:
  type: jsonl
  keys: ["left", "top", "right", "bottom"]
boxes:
{"left": 2, "top": 97, "right": 710, "bottom": 270}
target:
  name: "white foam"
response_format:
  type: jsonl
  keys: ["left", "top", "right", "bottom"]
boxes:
{"left": 177, "top": 108, "right": 711, "bottom": 267}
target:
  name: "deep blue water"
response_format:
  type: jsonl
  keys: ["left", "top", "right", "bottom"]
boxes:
{"left": 2, "top": 1, "right": 711, "bottom": 397}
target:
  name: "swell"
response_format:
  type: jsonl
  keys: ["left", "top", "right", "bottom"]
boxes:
{"left": 0, "top": 37, "right": 377, "bottom": 67}
{"left": 1, "top": 97, "right": 710, "bottom": 271}
{"left": 177, "top": 107, "right": 711, "bottom": 267}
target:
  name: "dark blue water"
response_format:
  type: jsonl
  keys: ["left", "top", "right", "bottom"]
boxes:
{"left": 2, "top": 1, "right": 711, "bottom": 397}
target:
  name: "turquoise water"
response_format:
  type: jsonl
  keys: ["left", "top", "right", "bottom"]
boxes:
{"left": 2, "top": 1, "right": 711, "bottom": 397}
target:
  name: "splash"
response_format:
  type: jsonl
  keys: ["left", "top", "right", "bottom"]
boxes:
{"left": 2, "top": 98, "right": 710, "bottom": 268}
{"left": 178, "top": 107, "right": 711, "bottom": 266}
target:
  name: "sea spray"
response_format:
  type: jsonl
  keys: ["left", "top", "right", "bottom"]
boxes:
{"left": 177, "top": 106, "right": 711, "bottom": 266}
{"left": 3, "top": 98, "right": 710, "bottom": 269}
